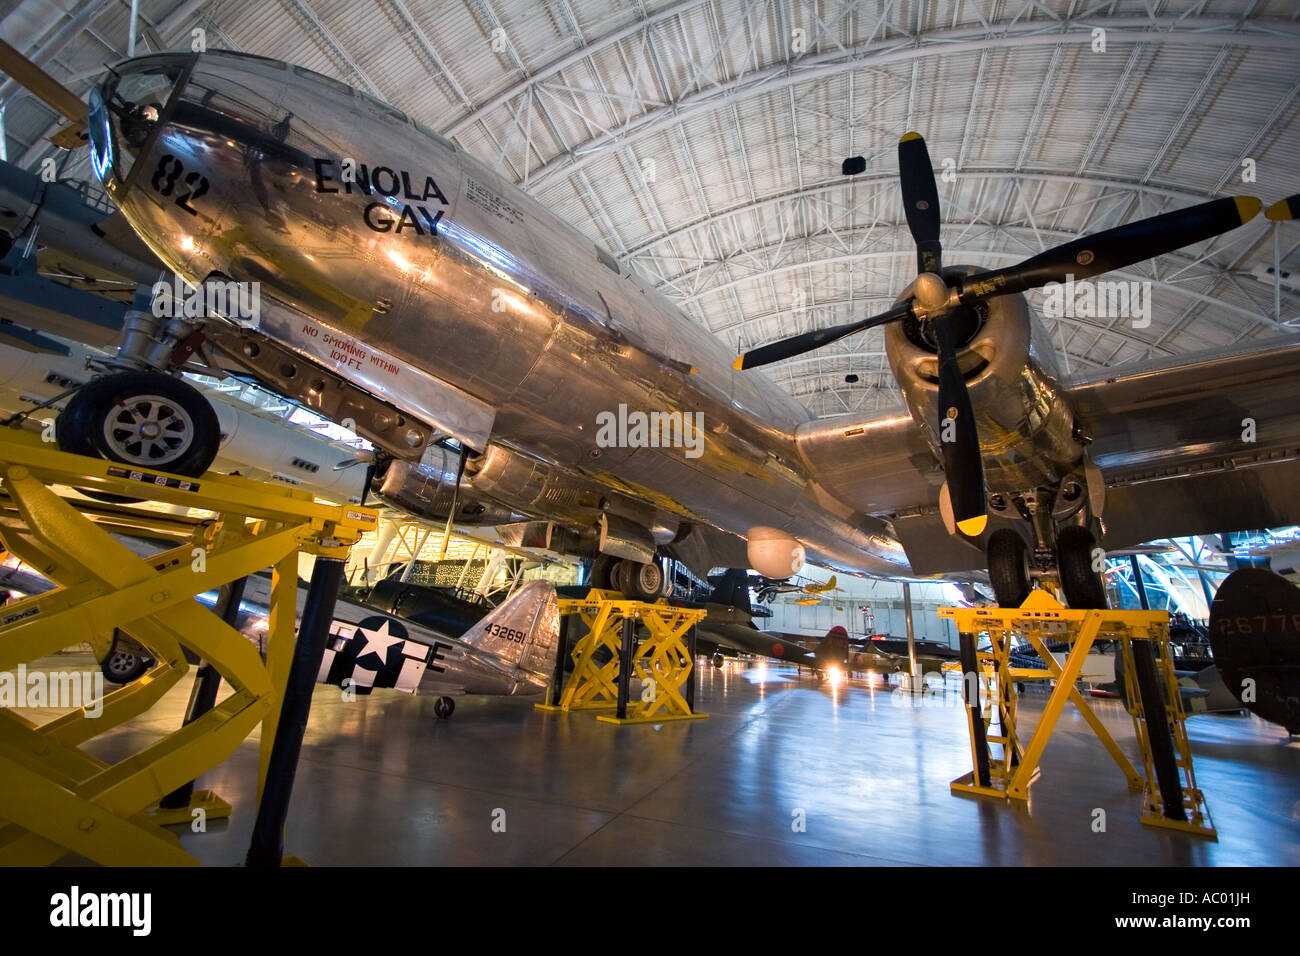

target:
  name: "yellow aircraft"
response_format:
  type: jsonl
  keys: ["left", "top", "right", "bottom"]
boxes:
{"left": 794, "top": 576, "right": 839, "bottom": 605}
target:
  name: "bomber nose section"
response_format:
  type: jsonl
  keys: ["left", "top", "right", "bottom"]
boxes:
{"left": 88, "top": 55, "right": 191, "bottom": 193}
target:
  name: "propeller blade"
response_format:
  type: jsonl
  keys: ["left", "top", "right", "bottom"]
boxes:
{"left": 1266, "top": 194, "right": 1300, "bottom": 221}
{"left": 898, "top": 132, "right": 943, "bottom": 275}
{"left": 733, "top": 301, "right": 913, "bottom": 371}
{"left": 0, "top": 37, "right": 88, "bottom": 131}
{"left": 932, "top": 317, "right": 986, "bottom": 537}
{"left": 960, "top": 195, "right": 1263, "bottom": 301}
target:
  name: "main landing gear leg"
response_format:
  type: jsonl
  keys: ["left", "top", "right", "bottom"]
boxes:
{"left": 985, "top": 484, "right": 1108, "bottom": 610}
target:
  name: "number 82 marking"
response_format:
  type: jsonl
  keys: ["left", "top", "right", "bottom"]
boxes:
{"left": 150, "top": 154, "right": 209, "bottom": 215}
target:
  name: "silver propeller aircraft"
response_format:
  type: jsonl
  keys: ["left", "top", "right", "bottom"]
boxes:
{"left": 7, "top": 48, "right": 1300, "bottom": 608}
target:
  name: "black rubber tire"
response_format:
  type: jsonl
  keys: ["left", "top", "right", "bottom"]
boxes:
{"left": 611, "top": 559, "right": 632, "bottom": 597}
{"left": 711, "top": 653, "right": 725, "bottom": 668}
{"left": 588, "top": 555, "right": 618, "bottom": 591}
{"left": 56, "top": 371, "right": 220, "bottom": 477}
{"left": 433, "top": 696, "right": 455, "bottom": 718}
{"left": 101, "top": 632, "right": 153, "bottom": 684}
{"left": 987, "top": 529, "right": 1031, "bottom": 608}
{"left": 619, "top": 560, "right": 664, "bottom": 602}
{"left": 1057, "top": 525, "right": 1108, "bottom": 609}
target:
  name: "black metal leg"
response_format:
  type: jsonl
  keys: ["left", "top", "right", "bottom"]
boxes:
{"left": 159, "top": 577, "right": 248, "bottom": 810}
{"left": 1131, "top": 638, "right": 1186, "bottom": 821}
{"left": 549, "top": 613, "right": 569, "bottom": 706}
{"left": 615, "top": 616, "right": 635, "bottom": 720}
{"left": 959, "top": 631, "right": 991, "bottom": 788}
{"left": 245, "top": 556, "right": 344, "bottom": 867}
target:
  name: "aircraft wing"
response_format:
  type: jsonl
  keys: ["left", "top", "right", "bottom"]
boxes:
{"left": 796, "top": 334, "right": 1300, "bottom": 574}
{"left": 697, "top": 621, "right": 816, "bottom": 664}
{"left": 1067, "top": 333, "right": 1300, "bottom": 550}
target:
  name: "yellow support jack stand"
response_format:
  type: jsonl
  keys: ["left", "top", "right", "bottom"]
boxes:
{"left": 145, "top": 789, "right": 232, "bottom": 827}
{"left": 536, "top": 589, "right": 707, "bottom": 724}
{"left": 0, "top": 429, "right": 375, "bottom": 865}
{"left": 939, "top": 590, "right": 1216, "bottom": 839}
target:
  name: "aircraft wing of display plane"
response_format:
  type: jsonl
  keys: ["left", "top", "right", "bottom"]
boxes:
{"left": 5, "top": 48, "right": 1300, "bottom": 610}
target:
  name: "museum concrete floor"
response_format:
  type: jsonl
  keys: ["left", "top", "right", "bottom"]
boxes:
{"left": 58, "top": 656, "right": 1300, "bottom": 865}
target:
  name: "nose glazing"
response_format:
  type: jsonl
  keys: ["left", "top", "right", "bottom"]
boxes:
{"left": 90, "top": 57, "right": 188, "bottom": 187}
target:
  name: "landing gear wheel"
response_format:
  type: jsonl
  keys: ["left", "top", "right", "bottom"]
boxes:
{"left": 711, "top": 653, "right": 725, "bottom": 668}
{"left": 1057, "top": 525, "right": 1108, "bottom": 609}
{"left": 987, "top": 529, "right": 1031, "bottom": 608}
{"left": 101, "top": 632, "right": 153, "bottom": 684}
{"left": 56, "top": 372, "right": 221, "bottom": 478}
{"left": 614, "top": 560, "right": 664, "bottom": 602}
{"left": 629, "top": 561, "right": 665, "bottom": 598}
{"left": 433, "top": 696, "right": 456, "bottom": 719}
{"left": 588, "top": 555, "right": 618, "bottom": 591}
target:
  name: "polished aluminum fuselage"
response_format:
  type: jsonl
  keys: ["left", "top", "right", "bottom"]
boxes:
{"left": 91, "top": 52, "right": 1081, "bottom": 576}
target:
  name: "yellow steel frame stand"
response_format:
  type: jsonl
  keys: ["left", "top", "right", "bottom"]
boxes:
{"left": 939, "top": 590, "right": 1215, "bottom": 838}
{"left": 0, "top": 430, "right": 375, "bottom": 865}
{"left": 536, "top": 589, "right": 707, "bottom": 723}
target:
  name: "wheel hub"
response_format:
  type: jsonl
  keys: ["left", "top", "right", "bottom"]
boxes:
{"left": 104, "top": 395, "right": 195, "bottom": 466}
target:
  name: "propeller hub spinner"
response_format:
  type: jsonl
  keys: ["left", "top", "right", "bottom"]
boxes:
{"left": 912, "top": 272, "right": 950, "bottom": 316}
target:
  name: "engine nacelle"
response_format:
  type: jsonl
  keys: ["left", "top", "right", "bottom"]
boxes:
{"left": 747, "top": 526, "right": 806, "bottom": 579}
{"left": 377, "top": 449, "right": 525, "bottom": 525}
{"left": 885, "top": 265, "right": 1082, "bottom": 494}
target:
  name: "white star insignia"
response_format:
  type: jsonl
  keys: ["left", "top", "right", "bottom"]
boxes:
{"left": 353, "top": 619, "right": 404, "bottom": 667}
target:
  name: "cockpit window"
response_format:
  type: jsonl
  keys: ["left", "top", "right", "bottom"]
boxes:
{"left": 411, "top": 119, "right": 456, "bottom": 152}
{"left": 102, "top": 61, "right": 187, "bottom": 180}
{"left": 356, "top": 90, "right": 408, "bottom": 125}
{"left": 292, "top": 65, "right": 355, "bottom": 99}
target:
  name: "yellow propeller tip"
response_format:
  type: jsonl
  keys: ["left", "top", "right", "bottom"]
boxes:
{"left": 1234, "top": 196, "right": 1263, "bottom": 222}
{"left": 688, "top": 366, "right": 699, "bottom": 375}
{"left": 900, "top": 131, "right": 923, "bottom": 142}
{"left": 956, "top": 515, "right": 988, "bottom": 537}
{"left": 732, "top": 356, "right": 746, "bottom": 371}
{"left": 1265, "top": 197, "right": 1295, "bottom": 221}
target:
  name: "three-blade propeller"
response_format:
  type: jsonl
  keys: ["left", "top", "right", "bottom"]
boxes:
{"left": 735, "top": 132, "right": 1264, "bottom": 538}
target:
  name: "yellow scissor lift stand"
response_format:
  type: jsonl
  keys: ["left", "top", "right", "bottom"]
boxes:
{"left": 0, "top": 428, "right": 376, "bottom": 865}
{"left": 536, "top": 589, "right": 707, "bottom": 724}
{"left": 939, "top": 589, "right": 1215, "bottom": 839}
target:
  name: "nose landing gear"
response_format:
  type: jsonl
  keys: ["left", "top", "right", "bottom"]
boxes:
{"left": 55, "top": 371, "right": 220, "bottom": 477}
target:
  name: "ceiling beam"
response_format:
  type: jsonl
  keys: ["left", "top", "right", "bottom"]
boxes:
{"left": 520, "top": 16, "right": 1300, "bottom": 193}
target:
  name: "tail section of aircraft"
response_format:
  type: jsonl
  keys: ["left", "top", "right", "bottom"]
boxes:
{"left": 461, "top": 579, "right": 560, "bottom": 677}
{"left": 813, "top": 624, "right": 852, "bottom": 669}
{"left": 707, "top": 568, "right": 753, "bottom": 615}
{"left": 823, "top": 625, "right": 851, "bottom": 655}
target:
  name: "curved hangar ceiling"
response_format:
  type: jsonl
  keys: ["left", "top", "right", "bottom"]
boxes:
{"left": 3, "top": 0, "right": 1298, "bottom": 419}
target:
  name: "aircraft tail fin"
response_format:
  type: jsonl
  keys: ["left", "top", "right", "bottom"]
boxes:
{"left": 824, "top": 625, "right": 851, "bottom": 655}
{"left": 707, "top": 568, "right": 753, "bottom": 615}
{"left": 462, "top": 579, "right": 560, "bottom": 676}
